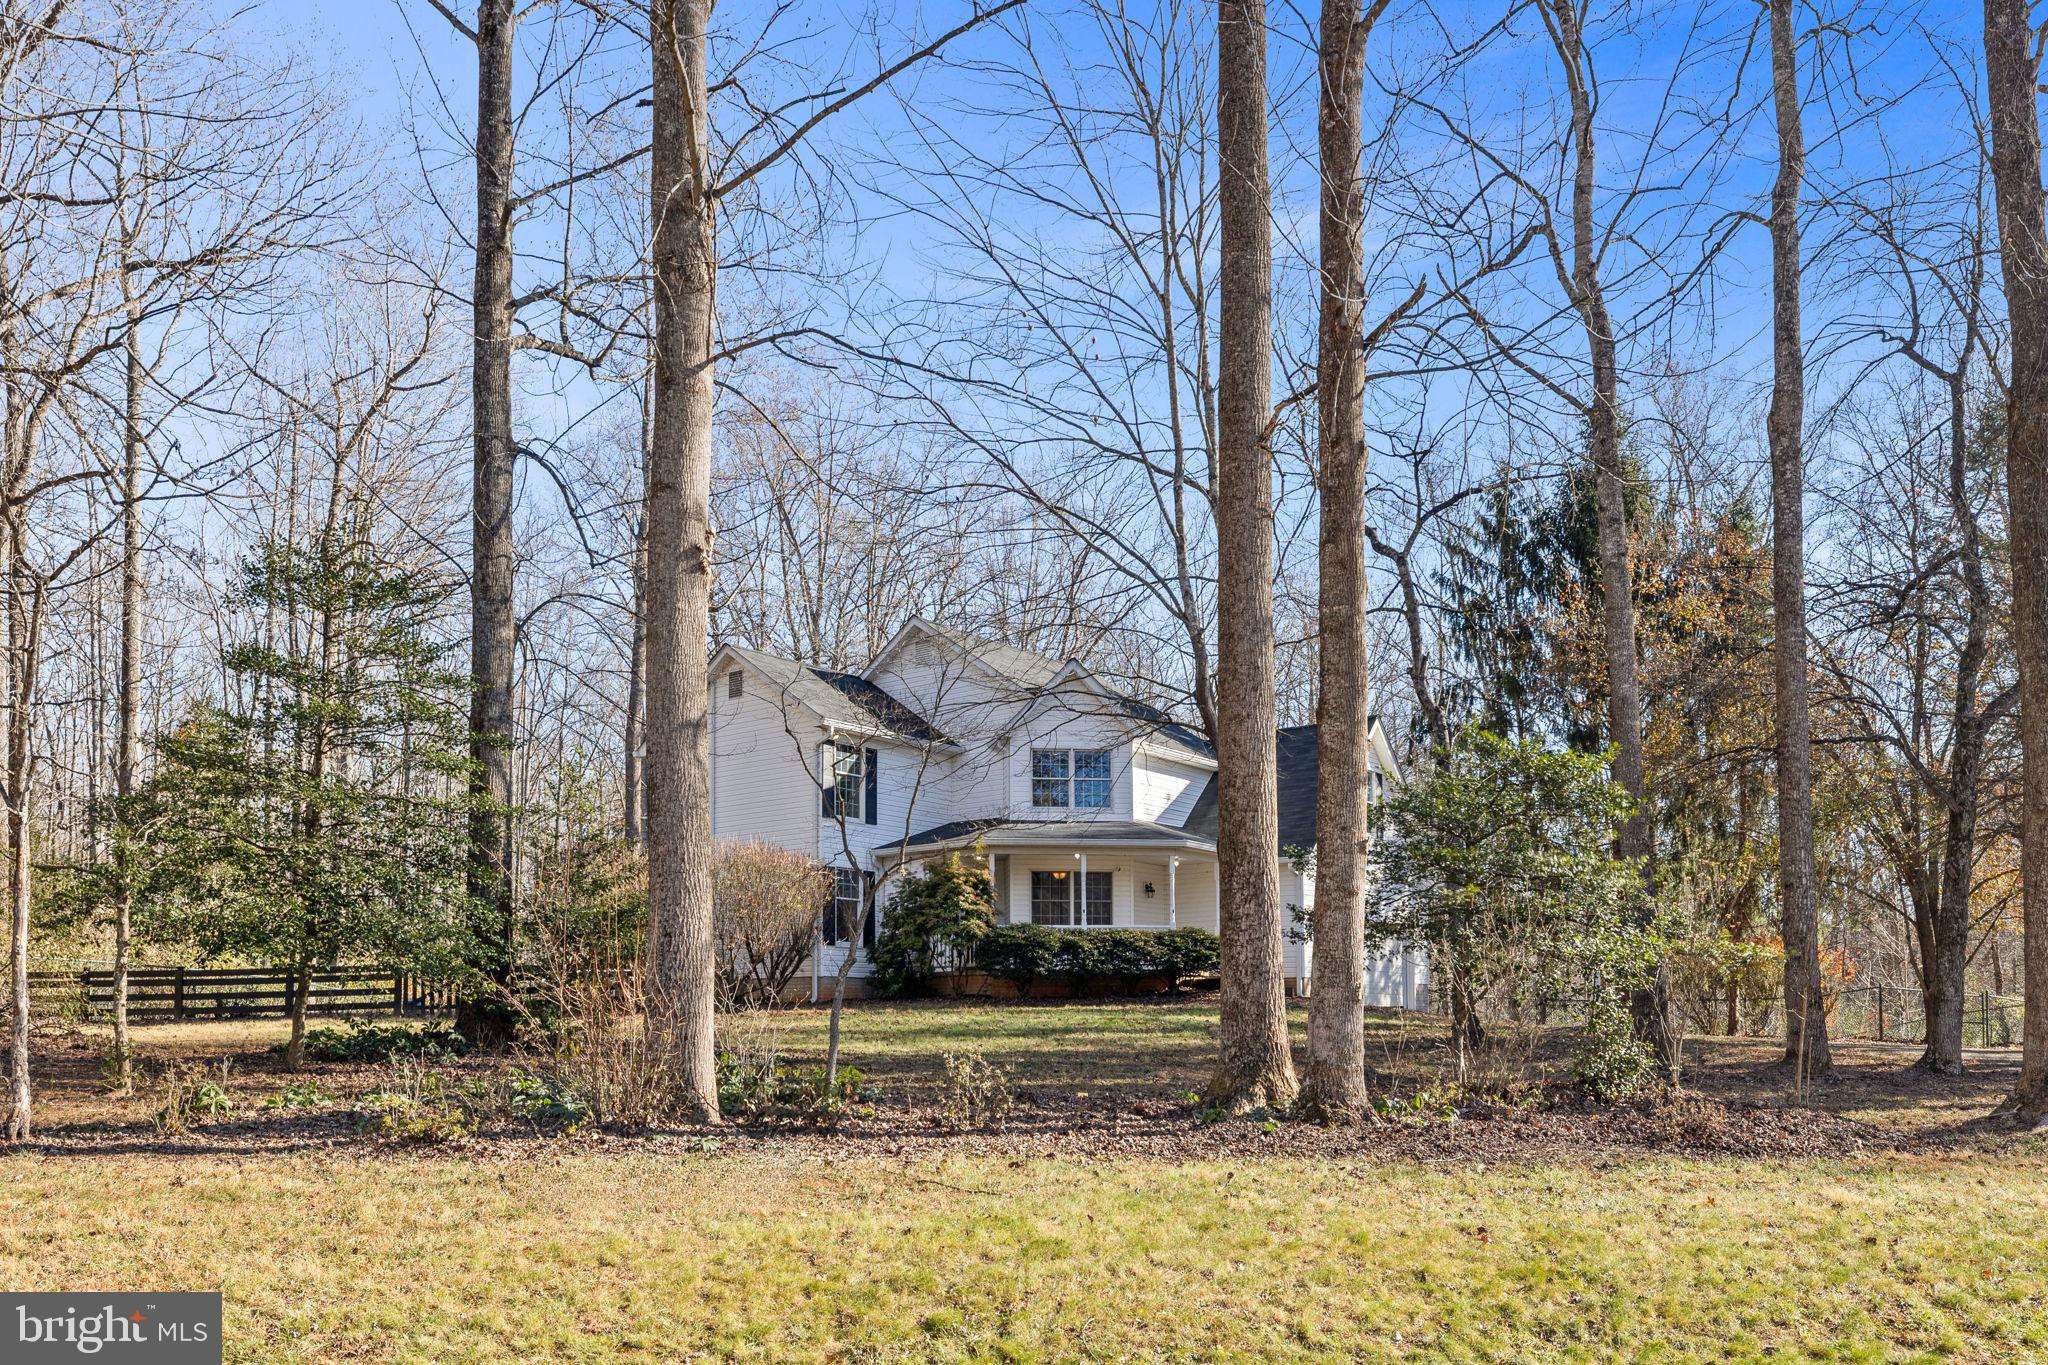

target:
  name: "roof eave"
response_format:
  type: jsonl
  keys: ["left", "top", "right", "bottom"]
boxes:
{"left": 882, "top": 832, "right": 1218, "bottom": 859}
{"left": 1131, "top": 736, "right": 1218, "bottom": 770}
{"left": 820, "top": 719, "right": 961, "bottom": 752}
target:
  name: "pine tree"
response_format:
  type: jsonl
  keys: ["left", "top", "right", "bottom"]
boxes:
{"left": 131, "top": 533, "right": 475, "bottom": 1068}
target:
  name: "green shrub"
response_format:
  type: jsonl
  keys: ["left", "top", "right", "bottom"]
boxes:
{"left": 295, "top": 1020, "right": 467, "bottom": 1064}
{"left": 265, "top": 1079, "right": 331, "bottom": 1110}
{"left": 1150, "top": 928, "right": 1221, "bottom": 987}
{"left": 715, "top": 1046, "right": 782, "bottom": 1117}
{"left": 1572, "top": 997, "right": 1659, "bottom": 1102}
{"left": 976, "top": 926, "right": 1219, "bottom": 990}
{"left": 871, "top": 852, "right": 994, "bottom": 997}
{"left": 975, "top": 924, "right": 1063, "bottom": 984}
{"left": 772, "top": 1064, "right": 868, "bottom": 1120}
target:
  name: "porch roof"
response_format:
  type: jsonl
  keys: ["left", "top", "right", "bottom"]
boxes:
{"left": 887, "top": 818, "right": 1216, "bottom": 858}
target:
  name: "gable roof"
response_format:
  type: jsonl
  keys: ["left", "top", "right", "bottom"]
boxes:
{"left": 715, "top": 643, "right": 950, "bottom": 745}
{"left": 1181, "top": 724, "right": 1320, "bottom": 853}
{"left": 876, "top": 618, "right": 1214, "bottom": 763}
{"left": 906, "top": 620, "right": 1066, "bottom": 693}
{"left": 1114, "top": 694, "right": 1215, "bottom": 762}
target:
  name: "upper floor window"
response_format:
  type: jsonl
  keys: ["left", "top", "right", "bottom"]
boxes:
{"left": 821, "top": 742, "right": 877, "bottom": 824}
{"left": 1031, "top": 748, "right": 1111, "bottom": 809}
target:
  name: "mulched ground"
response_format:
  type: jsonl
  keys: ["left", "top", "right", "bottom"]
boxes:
{"left": 18, "top": 1018, "right": 2020, "bottom": 1167}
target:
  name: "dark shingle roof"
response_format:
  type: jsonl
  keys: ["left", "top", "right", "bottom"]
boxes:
{"left": 1180, "top": 724, "right": 1320, "bottom": 853}
{"left": 721, "top": 644, "right": 949, "bottom": 745}
{"left": 1115, "top": 696, "right": 1215, "bottom": 761}
{"left": 813, "top": 670, "right": 950, "bottom": 744}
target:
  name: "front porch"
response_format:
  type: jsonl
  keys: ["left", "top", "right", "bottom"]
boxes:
{"left": 882, "top": 817, "right": 1224, "bottom": 932}
{"left": 804, "top": 818, "right": 1429, "bottom": 1009}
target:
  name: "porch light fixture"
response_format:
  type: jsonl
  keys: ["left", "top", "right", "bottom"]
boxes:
{"left": 1143, "top": 882, "right": 1155, "bottom": 897}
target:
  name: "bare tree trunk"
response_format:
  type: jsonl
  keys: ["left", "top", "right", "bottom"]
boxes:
{"left": 1451, "top": 977, "right": 1485, "bottom": 1057}
{"left": 1300, "top": 0, "right": 1376, "bottom": 1122}
{"left": 624, "top": 515, "right": 647, "bottom": 846}
{"left": 1765, "top": 0, "right": 1831, "bottom": 1081}
{"left": 1926, "top": 373, "right": 1993, "bottom": 1075}
{"left": 1547, "top": 0, "right": 1674, "bottom": 1079}
{"left": 1983, "top": 0, "right": 2048, "bottom": 1123}
{"left": 460, "top": 0, "right": 520, "bottom": 1048}
{"left": 5, "top": 751, "right": 25, "bottom": 1141}
{"left": 111, "top": 317, "right": 144, "bottom": 1093}
{"left": 4, "top": 524, "right": 33, "bottom": 1141}
{"left": 284, "top": 965, "right": 312, "bottom": 1072}
{"left": 1206, "top": 0, "right": 1298, "bottom": 1114}
{"left": 645, "top": 0, "right": 720, "bottom": 1122}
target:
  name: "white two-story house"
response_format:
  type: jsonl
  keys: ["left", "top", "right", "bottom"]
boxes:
{"left": 708, "top": 617, "right": 1427, "bottom": 1005}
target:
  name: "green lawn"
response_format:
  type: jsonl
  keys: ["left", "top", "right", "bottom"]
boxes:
{"left": 6, "top": 1000, "right": 2046, "bottom": 1361}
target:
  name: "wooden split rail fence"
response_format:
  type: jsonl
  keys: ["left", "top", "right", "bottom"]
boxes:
{"left": 19, "top": 966, "right": 456, "bottom": 1023}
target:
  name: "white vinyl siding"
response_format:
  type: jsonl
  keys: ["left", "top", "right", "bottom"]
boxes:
{"left": 709, "top": 668, "right": 824, "bottom": 856}
{"left": 1134, "top": 753, "right": 1210, "bottom": 825}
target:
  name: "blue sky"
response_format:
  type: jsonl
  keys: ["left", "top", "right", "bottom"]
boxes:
{"left": 210, "top": 0, "right": 2001, "bottom": 537}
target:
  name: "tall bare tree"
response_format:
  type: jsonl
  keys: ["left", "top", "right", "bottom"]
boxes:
{"left": 644, "top": 0, "right": 720, "bottom": 1119}
{"left": 644, "top": 0, "right": 1020, "bottom": 1118}
{"left": 1764, "top": 0, "right": 1830, "bottom": 1079}
{"left": 468, "top": 0, "right": 520, "bottom": 1042}
{"left": 1537, "top": 0, "right": 1674, "bottom": 1076}
{"left": 413, "top": 0, "right": 646, "bottom": 1037}
{"left": 1820, "top": 117, "right": 2007, "bottom": 1076}
{"left": 1981, "top": 0, "right": 2048, "bottom": 1123}
{"left": 1300, "top": 0, "right": 1389, "bottom": 1120}
{"left": 417, "top": 0, "right": 525, "bottom": 1043}
{"left": 1207, "top": 0, "right": 1297, "bottom": 1113}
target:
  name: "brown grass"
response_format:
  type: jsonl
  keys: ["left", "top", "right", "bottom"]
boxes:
{"left": 5, "top": 1001, "right": 2044, "bottom": 1359}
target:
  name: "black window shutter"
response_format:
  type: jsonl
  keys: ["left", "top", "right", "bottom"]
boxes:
{"left": 864, "top": 748, "right": 879, "bottom": 825}
{"left": 862, "top": 871, "right": 878, "bottom": 948}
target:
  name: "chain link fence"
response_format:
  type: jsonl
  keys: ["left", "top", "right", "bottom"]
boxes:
{"left": 1785, "top": 986, "right": 2022, "bottom": 1048}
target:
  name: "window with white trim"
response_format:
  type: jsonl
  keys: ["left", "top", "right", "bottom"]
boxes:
{"left": 823, "top": 742, "right": 866, "bottom": 821}
{"left": 823, "top": 867, "right": 876, "bottom": 948}
{"left": 1030, "top": 748, "right": 1111, "bottom": 809}
{"left": 1029, "top": 869, "right": 1112, "bottom": 926}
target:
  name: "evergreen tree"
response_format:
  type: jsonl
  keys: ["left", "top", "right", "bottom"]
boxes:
{"left": 130, "top": 533, "right": 475, "bottom": 1068}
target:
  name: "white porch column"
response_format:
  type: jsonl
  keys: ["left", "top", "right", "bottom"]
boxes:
{"left": 1167, "top": 856, "right": 1179, "bottom": 929}
{"left": 1076, "top": 851, "right": 1088, "bottom": 926}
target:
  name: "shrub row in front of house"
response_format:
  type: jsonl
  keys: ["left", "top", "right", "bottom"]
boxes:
{"left": 974, "top": 926, "right": 1219, "bottom": 991}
